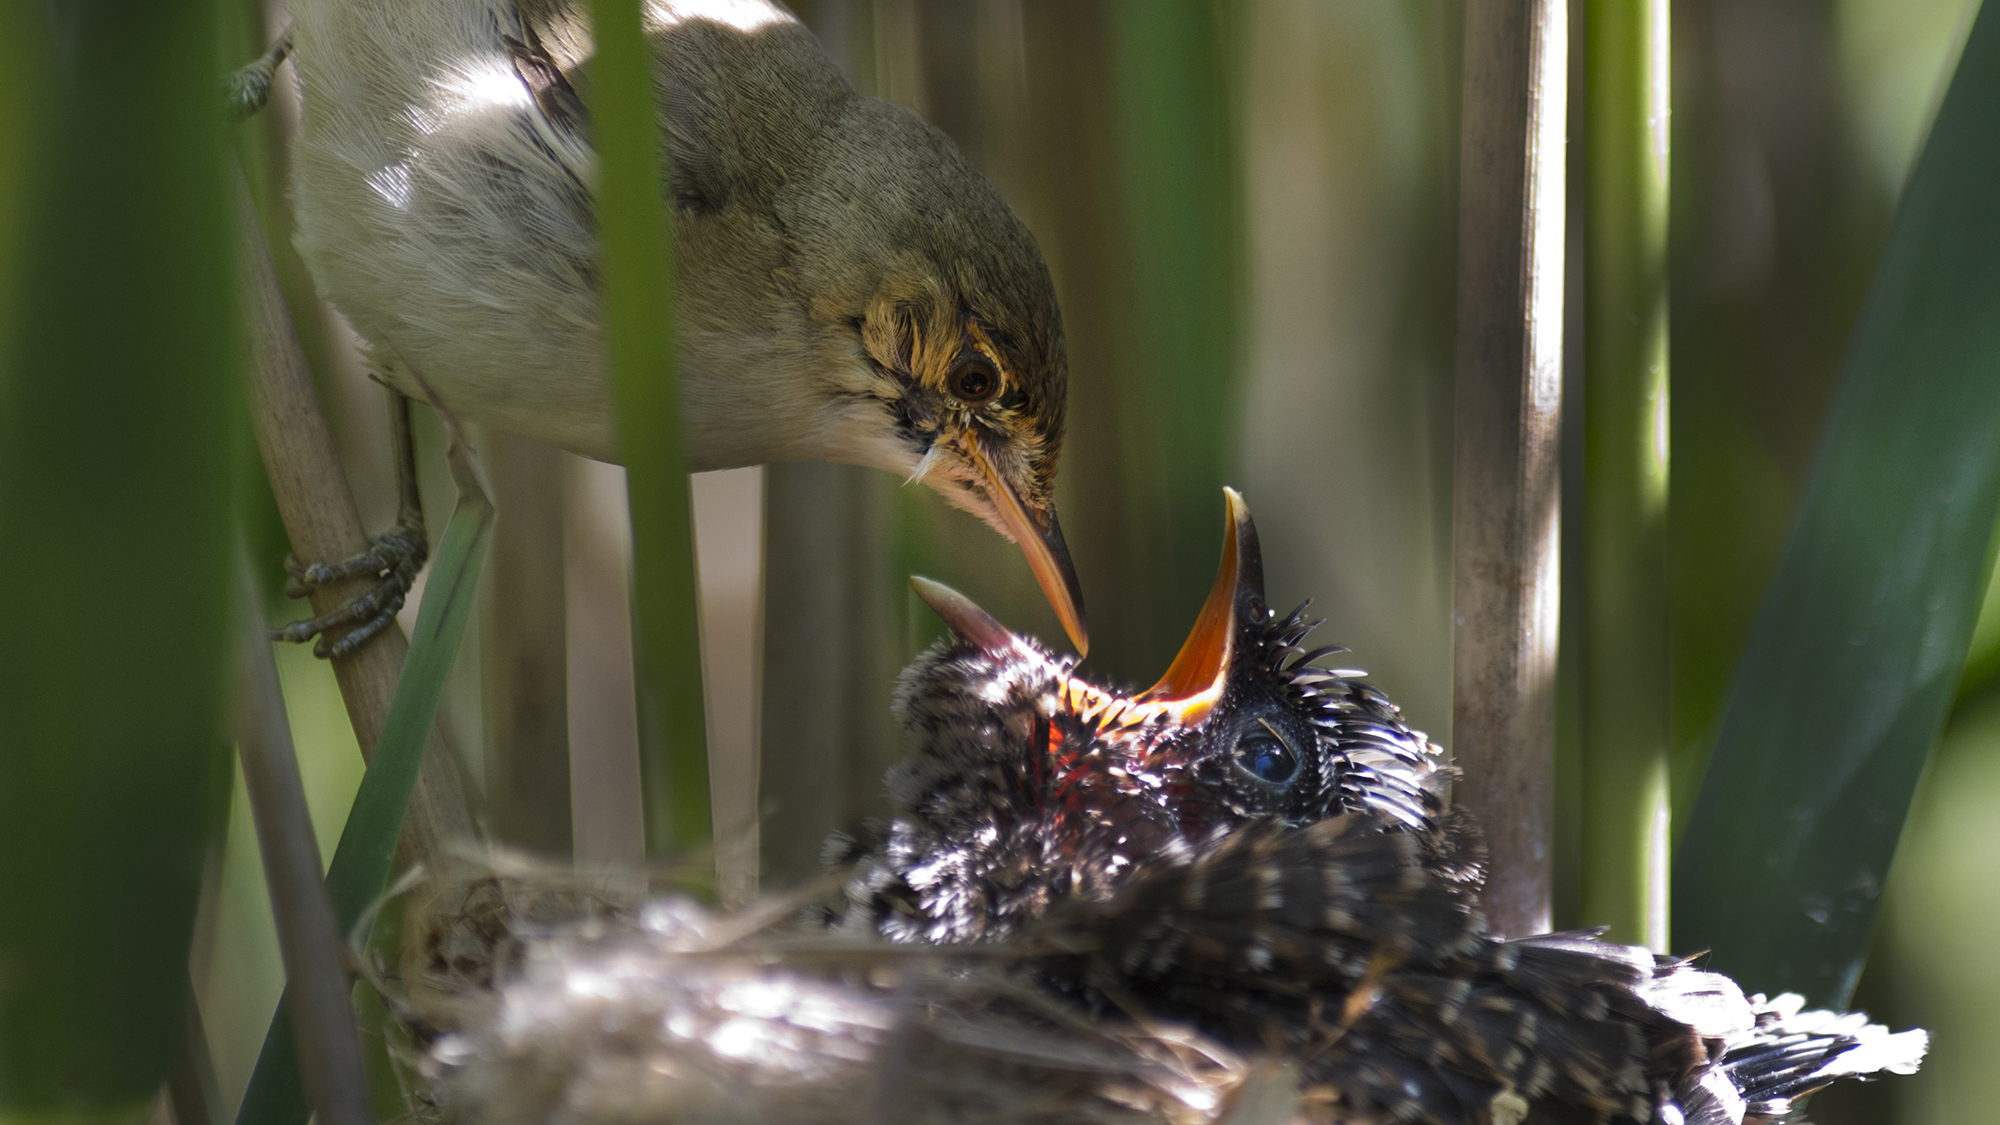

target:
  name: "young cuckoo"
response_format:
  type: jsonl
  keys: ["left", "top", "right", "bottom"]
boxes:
{"left": 405, "top": 495, "right": 1926, "bottom": 1123}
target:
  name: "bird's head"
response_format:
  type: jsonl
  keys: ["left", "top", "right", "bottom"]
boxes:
{"left": 861, "top": 490, "right": 1453, "bottom": 941}
{"left": 781, "top": 96, "right": 1084, "bottom": 654}
{"left": 903, "top": 489, "right": 1451, "bottom": 843}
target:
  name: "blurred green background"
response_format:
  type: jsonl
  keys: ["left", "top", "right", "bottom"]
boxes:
{"left": 4, "top": 0, "right": 1997, "bottom": 1121}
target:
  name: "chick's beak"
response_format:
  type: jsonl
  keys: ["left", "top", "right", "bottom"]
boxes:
{"left": 1137, "top": 488, "right": 1264, "bottom": 717}
{"left": 910, "top": 576, "right": 1022, "bottom": 653}
{"left": 965, "top": 440, "right": 1089, "bottom": 657}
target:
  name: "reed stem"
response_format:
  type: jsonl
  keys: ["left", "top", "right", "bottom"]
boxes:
{"left": 589, "top": 0, "right": 711, "bottom": 860}
{"left": 1448, "top": 0, "right": 1569, "bottom": 939}
{"left": 1581, "top": 0, "right": 1672, "bottom": 950}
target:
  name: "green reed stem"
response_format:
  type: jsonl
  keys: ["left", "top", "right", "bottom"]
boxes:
{"left": 589, "top": 0, "right": 711, "bottom": 857}
{"left": 1581, "top": 0, "right": 1672, "bottom": 950}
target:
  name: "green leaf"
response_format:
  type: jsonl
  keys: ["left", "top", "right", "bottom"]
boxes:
{"left": 1955, "top": 544, "right": 2000, "bottom": 700}
{"left": 0, "top": 0, "right": 238, "bottom": 1107}
{"left": 1672, "top": 1, "right": 2000, "bottom": 1007}
{"left": 234, "top": 465, "right": 493, "bottom": 1125}
{"left": 588, "top": 0, "right": 709, "bottom": 858}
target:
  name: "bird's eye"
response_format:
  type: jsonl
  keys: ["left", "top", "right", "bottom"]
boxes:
{"left": 948, "top": 354, "right": 1001, "bottom": 406}
{"left": 1234, "top": 731, "right": 1298, "bottom": 785}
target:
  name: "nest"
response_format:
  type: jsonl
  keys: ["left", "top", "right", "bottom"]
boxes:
{"left": 380, "top": 853, "right": 1300, "bottom": 1125}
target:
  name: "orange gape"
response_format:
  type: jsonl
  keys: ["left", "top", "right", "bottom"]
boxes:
{"left": 1132, "top": 488, "right": 1258, "bottom": 728}
{"left": 1140, "top": 494, "right": 1243, "bottom": 710}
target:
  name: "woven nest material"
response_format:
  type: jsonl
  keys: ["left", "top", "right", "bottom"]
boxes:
{"left": 384, "top": 853, "right": 1297, "bottom": 1125}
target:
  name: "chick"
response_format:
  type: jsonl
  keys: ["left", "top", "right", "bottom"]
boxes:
{"left": 395, "top": 496, "right": 1926, "bottom": 1125}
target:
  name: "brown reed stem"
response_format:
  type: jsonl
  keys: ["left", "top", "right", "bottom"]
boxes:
{"left": 1450, "top": 0, "right": 1570, "bottom": 938}
{"left": 236, "top": 171, "right": 477, "bottom": 862}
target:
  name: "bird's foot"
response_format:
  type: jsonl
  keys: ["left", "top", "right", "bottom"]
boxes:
{"left": 273, "top": 509, "right": 428, "bottom": 659}
{"left": 224, "top": 26, "right": 292, "bottom": 121}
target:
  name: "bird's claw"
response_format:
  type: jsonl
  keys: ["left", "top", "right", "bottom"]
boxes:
{"left": 273, "top": 516, "right": 428, "bottom": 659}
{"left": 224, "top": 26, "right": 292, "bottom": 122}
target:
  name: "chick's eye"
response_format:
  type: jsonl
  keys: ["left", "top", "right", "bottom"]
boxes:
{"left": 1234, "top": 732, "right": 1298, "bottom": 785}
{"left": 948, "top": 354, "right": 1000, "bottom": 405}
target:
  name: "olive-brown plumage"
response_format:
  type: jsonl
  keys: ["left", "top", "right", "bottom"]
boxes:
{"left": 274, "top": 0, "right": 1086, "bottom": 649}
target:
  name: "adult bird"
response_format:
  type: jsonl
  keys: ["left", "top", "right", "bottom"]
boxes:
{"left": 235, "top": 0, "right": 1086, "bottom": 655}
{"left": 402, "top": 493, "right": 1927, "bottom": 1124}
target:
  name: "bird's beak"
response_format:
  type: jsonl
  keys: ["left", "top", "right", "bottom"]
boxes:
{"left": 910, "top": 576, "right": 1023, "bottom": 654}
{"left": 964, "top": 439, "right": 1089, "bottom": 657}
{"left": 1136, "top": 488, "right": 1265, "bottom": 721}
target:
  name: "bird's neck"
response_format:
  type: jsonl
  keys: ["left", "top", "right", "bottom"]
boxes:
{"left": 672, "top": 337, "right": 913, "bottom": 476}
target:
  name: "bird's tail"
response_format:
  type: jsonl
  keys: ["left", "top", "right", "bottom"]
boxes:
{"left": 1678, "top": 992, "right": 1929, "bottom": 1125}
